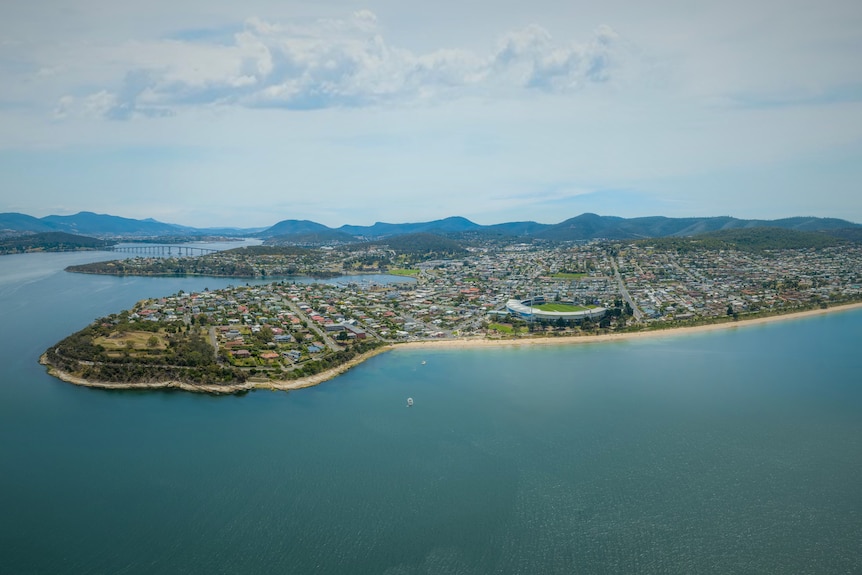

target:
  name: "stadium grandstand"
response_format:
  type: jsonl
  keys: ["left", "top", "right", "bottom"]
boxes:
{"left": 505, "top": 297, "right": 606, "bottom": 322}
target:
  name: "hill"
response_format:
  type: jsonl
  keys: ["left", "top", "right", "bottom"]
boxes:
{"left": 1, "top": 211, "right": 859, "bottom": 242}
{"left": 633, "top": 228, "right": 845, "bottom": 253}
{"left": 266, "top": 229, "right": 359, "bottom": 246}
{"left": 343, "top": 232, "right": 469, "bottom": 262}
{"left": 256, "top": 219, "right": 331, "bottom": 238}
{"left": 336, "top": 216, "right": 481, "bottom": 238}
{"left": 533, "top": 213, "right": 861, "bottom": 241}
{"left": 40, "top": 212, "right": 191, "bottom": 237}
{"left": 0, "top": 213, "right": 58, "bottom": 235}
{"left": 0, "top": 232, "right": 113, "bottom": 254}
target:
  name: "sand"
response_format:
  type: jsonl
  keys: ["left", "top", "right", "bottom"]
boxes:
{"left": 392, "top": 302, "right": 862, "bottom": 351}
{"left": 42, "top": 302, "right": 862, "bottom": 393}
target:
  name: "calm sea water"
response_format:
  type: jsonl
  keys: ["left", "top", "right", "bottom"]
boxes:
{"left": 1, "top": 251, "right": 861, "bottom": 574}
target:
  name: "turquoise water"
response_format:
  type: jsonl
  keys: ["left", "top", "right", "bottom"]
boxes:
{"left": 1, "top": 252, "right": 861, "bottom": 573}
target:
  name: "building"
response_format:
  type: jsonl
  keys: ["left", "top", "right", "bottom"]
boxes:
{"left": 505, "top": 299, "right": 606, "bottom": 322}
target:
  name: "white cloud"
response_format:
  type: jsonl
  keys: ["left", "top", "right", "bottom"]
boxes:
{"left": 2, "top": 1, "right": 861, "bottom": 226}
{"left": 49, "top": 12, "right": 626, "bottom": 119}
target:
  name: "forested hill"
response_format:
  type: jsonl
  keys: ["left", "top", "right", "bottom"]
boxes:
{"left": 632, "top": 228, "right": 846, "bottom": 253}
{"left": 355, "top": 233, "right": 468, "bottom": 258}
{"left": 0, "top": 232, "right": 113, "bottom": 255}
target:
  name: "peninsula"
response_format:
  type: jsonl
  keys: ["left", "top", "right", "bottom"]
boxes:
{"left": 41, "top": 229, "right": 862, "bottom": 394}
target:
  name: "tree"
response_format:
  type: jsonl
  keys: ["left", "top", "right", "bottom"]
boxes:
{"left": 147, "top": 335, "right": 160, "bottom": 348}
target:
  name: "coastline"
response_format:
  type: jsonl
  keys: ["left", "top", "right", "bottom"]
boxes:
{"left": 393, "top": 301, "right": 862, "bottom": 351}
{"left": 41, "top": 302, "right": 862, "bottom": 393}
{"left": 40, "top": 345, "right": 394, "bottom": 395}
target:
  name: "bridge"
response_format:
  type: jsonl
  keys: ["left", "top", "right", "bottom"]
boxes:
{"left": 107, "top": 245, "right": 219, "bottom": 257}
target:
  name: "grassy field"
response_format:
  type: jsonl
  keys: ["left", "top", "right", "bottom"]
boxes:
{"left": 551, "top": 272, "right": 587, "bottom": 279}
{"left": 388, "top": 268, "right": 420, "bottom": 276}
{"left": 488, "top": 322, "right": 530, "bottom": 334}
{"left": 95, "top": 330, "right": 166, "bottom": 351}
{"left": 533, "top": 303, "right": 596, "bottom": 312}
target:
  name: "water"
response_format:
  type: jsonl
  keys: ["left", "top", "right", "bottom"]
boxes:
{"left": 1, "top": 251, "right": 861, "bottom": 574}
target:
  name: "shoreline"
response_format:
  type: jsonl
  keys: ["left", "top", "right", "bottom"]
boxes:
{"left": 39, "top": 345, "right": 394, "bottom": 395}
{"left": 393, "top": 301, "right": 862, "bottom": 351}
{"left": 41, "top": 302, "right": 862, "bottom": 393}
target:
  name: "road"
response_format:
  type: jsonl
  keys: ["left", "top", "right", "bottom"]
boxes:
{"left": 610, "top": 254, "right": 643, "bottom": 322}
{"left": 284, "top": 301, "right": 343, "bottom": 352}
{"left": 208, "top": 326, "right": 218, "bottom": 354}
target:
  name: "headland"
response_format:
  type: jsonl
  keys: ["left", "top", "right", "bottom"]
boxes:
{"left": 40, "top": 230, "right": 862, "bottom": 394}
{"left": 41, "top": 302, "right": 862, "bottom": 394}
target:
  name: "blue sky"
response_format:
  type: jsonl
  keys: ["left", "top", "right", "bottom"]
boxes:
{"left": 1, "top": 0, "right": 861, "bottom": 228}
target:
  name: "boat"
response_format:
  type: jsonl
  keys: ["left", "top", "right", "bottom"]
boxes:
{"left": 421, "top": 360, "right": 426, "bottom": 365}
{"left": 407, "top": 397, "right": 414, "bottom": 407}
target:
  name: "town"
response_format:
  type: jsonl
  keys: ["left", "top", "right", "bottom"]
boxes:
{"left": 51, "top": 230, "right": 862, "bottom": 386}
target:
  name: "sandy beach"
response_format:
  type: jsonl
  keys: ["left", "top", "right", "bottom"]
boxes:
{"left": 392, "top": 301, "right": 862, "bottom": 352}
{"left": 42, "top": 302, "right": 862, "bottom": 393}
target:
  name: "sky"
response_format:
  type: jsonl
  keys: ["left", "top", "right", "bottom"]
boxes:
{"left": 1, "top": 0, "right": 861, "bottom": 228}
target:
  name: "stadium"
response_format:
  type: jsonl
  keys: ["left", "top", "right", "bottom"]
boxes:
{"left": 506, "top": 297, "right": 606, "bottom": 322}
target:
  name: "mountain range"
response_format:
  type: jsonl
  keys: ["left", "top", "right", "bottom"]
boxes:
{"left": 1, "top": 211, "right": 859, "bottom": 242}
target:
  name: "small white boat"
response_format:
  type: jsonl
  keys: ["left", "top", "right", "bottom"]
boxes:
{"left": 407, "top": 397, "right": 414, "bottom": 407}
{"left": 421, "top": 360, "right": 426, "bottom": 365}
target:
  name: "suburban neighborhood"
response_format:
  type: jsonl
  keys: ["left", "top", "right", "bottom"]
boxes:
{"left": 92, "top": 234, "right": 862, "bottom": 378}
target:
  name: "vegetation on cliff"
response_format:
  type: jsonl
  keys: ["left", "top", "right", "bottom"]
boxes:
{"left": 44, "top": 315, "right": 247, "bottom": 387}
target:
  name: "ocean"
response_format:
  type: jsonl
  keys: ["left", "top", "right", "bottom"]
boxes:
{"left": 1, "top": 250, "right": 861, "bottom": 574}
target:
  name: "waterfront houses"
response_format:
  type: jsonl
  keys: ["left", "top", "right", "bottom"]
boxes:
{"left": 119, "top": 237, "right": 862, "bottom": 374}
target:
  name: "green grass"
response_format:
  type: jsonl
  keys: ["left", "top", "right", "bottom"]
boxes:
{"left": 533, "top": 303, "right": 596, "bottom": 312}
{"left": 388, "top": 268, "right": 420, "bottom": 276}
{"left": 551, "top": 272, "right": 587, "bottom": 279}
{"left": 488, "top": 322, "right": 515, "bottom": 333}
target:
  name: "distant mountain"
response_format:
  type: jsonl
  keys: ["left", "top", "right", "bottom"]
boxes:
{"left": 486, "top": 221, "right": 552, "bottom": 236}
{"left": 259, "top": 215, "right": 483, "bottom": 241}
{"left": 0, "top": 211, "right": 264, "bottom": 238}
{"left": 535, "top": 214, "right": 861, "bottom": 241}
{"left": 257, "top": 219, "right": 331, "bottom": 238}
{"left": 0, "top": 213, "right": 57, "bottom": 235}
{"left": 337, "top": 216, "right": 482, "bottom": 238}
{"left": 39, "top": 212, "right": 191, "bottom": 237}
{"left": 1, "top": 211, "right": 859, "bottom": 242}
{"left": 537, "top": 213, "right": 631, "bottom": 240}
